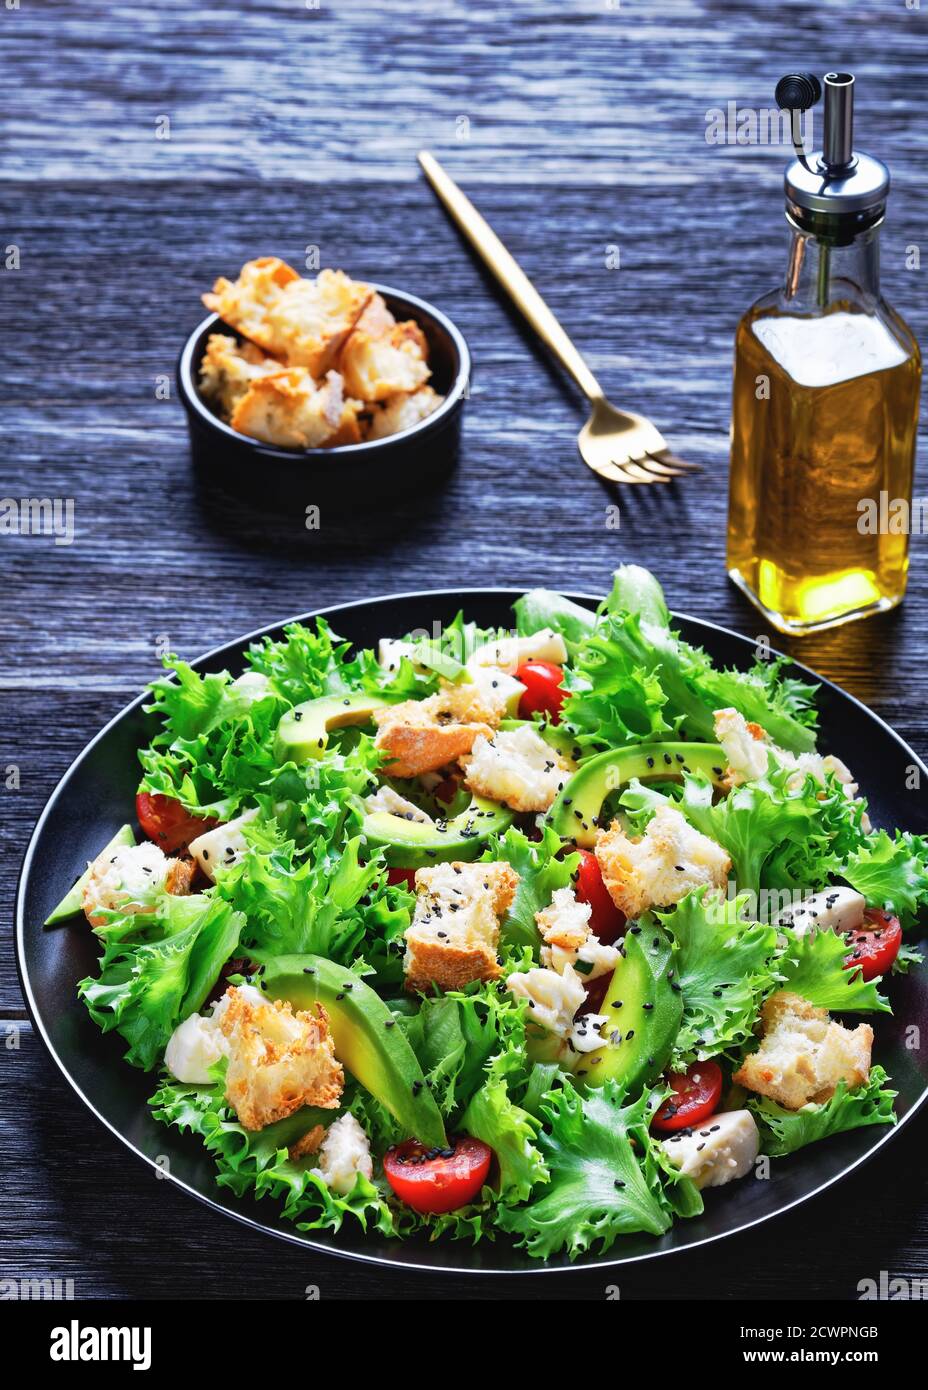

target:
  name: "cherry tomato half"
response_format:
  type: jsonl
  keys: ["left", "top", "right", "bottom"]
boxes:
{"left": 136, "top": 792, "right": 215, "bottom": 854}
{"left": 651, "top": 1061, "right": 724, "bottom": 1133}
{"left": 383, "top": 1135, "right": 493, "bottom": 1214}
{"left": 514, "top": 659, "right": 567, "bottom": 724}
{"left": 386, "top": 866, "right": 418, "bottom": 893}
{"left": 844, "top": 908, "right": 902, "bottom": 982}
{"left": 575, "top": 849, "right": 626, "bottom": 944}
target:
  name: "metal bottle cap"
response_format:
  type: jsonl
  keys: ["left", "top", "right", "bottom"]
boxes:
{"left": 783, "top": 72, "right": 890, "bottom": 217}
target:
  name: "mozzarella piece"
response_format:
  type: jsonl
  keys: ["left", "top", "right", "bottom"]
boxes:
{"left": 536, "top": 886, "right": 619, "bottom": 981}
{"left": 365, "top": 785, "right": 434, "bottom": 825}
{"left": 570, "top": 1012, "right": 609, "bottom": 1053}
{"left": 188, "top": 808, "right": 258, "bottom": 881}
{"left": 660, "top": 1110, "right": 759, "bottom": 1189}
{"left": 164, "top": 1012, "right": 228, "bottom": 1084}
{"left": 777, "top": 885, "right": 866, "bottom": 938}
{"left": 164, "top": 983, "right": 265, "bottom": 1084}
{"left": 507, "top": 963, "right": 586, "bottom": 1039}
{"left": 468, "top": 627, "right": 567, "bottom": 675}
{"left": 462, "top": 724, "right": 573, "bottom": 813}
{"left": 377, "top": 637, "right": 424, "bottom": 674}
{"left": 464, "top": 663, "right": 525, "bottom": 717}
{"left": 311, "top": 1113, "right": 373, "bottom": 1195}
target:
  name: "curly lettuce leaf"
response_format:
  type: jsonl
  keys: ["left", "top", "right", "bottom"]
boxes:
{"left": 893, "top": 940, "right": 924, "bottom": 975}
{"left": 658, "top": 889, "right": 779, "bottom": 1065}
{"left": 838, "top": 830, "right": 928, "bottom": 929}
{"left": 397, "top": 980, "right": 530, "bottom": 1118}
{"left": 748, "top": 1066, "right": 897, "bottom": 1156}
{"left": 139, "top": 693, "right": 284, "bottom": 821}
{"left": 498, "top": 1079, "right": 701, "bottom": 1259}
{"left": 460, "top": 1071, "right": 548, "bottom": 1203}
{"left": 150, "top": 1076, "right": 397, "bottom": 1237}
{"left": 79, "top": 893, "right": 244, "bottom": 1070}
{"left": 244, "top": 616, "right": 363, "bottom": 705}
{"left": 605, "top": 565, "right": 818, "bottom": 753}
{"left": 622, "top": 763, "right": 862, "bottom": 899}
{"left": 144, "top": 659, "right": 284, "bottom": 744}
{"left": 484, "top": 824, "right": 579, "bottom": 957}
{"left": 558, "top": 613, "right": 676, "bottom": 751}
{"left": 777, "top": 926, "right": 890, "bottom": 1013}
{"left": 218, "top": 817, "right": 411, "bottom": 981}
{"left": 514, "top": 588, "right": 597, "bottom": 653}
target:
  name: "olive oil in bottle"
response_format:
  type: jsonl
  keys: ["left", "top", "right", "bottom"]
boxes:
{"left": 727, "top": 72, "right": 921, "bottom": 635}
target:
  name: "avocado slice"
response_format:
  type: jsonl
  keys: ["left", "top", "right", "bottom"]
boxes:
{"left": 362, "top": 794, "right": 514, "bottom": 868}
{"left": 261, "top": 954, "right": 447, "bottom": 1147}
{"left": 274, "top": 692, "right": 398, "bottom": 764}
{"left": 579, "top": 923, "right": 681, "bottom": 1092}
{"left": 44, "top": 823, "right": 136, "bottom": 926}
{"left": 548, "top": 740, "right": 725, "bottom": 848}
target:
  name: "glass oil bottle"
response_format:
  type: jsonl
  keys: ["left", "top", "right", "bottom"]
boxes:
{"left": 727, "top": 72, "right": 921, "bottom": 635}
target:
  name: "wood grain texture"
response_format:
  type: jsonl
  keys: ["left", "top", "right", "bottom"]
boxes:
{"left": 2, "top": 0, "right": 927, "bottom": 1299}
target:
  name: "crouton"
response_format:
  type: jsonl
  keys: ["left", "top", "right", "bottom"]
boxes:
{"left": 198, "top": 333, "right": 281, "bottom": 419}
{"left": 339, "top": 320, "right": 431, "bottom": 403}
{"left": 461, "top": 724, "right": 573, "bottom": 813}
{"left": 326, "top": 399, "right": 364, "bottom": 447}
{"left": 164, "top": 984, "right": 265, "bottom": 1084}
{"left": 367, "top": 385, "right": 444, "bottom": 441}
{"left": 536, "top": 886, "right": 619, "bottom": 980}
{"left": 373, "top": 683, "right": 502, "bottom": 779}
{"left": 732, "top": 990, "right": 873, "bottom": 1110}
{"left": 203, "top": 259, "right": 371, "bottom": 376}
{"left": 353, "top": 292, "right": 396, "bottom": 339}
{"left": 230, "top": 368, "right": 345, "bottom": 450}
{"left": 594, "top": 804, "right": 730, "bottom": 920}
{"left": 288, "top": 1124, "right": 326, "bottom": 1161}
{"left": 82, "top": 841, "right": 193, "bottom": 927}
{"left": 164, "top": 857, "right": 197, "bottom": 897}
{"left": 506, "top": 963, "right": 586, "bottom": 1039}
{"left": 403, "top": 860, "right": 519, "bottom": 993}
{"left": 218, "top": 989, "right": 344, "bottom": 1131}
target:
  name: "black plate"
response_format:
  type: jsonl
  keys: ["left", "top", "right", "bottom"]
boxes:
{"left": 15, "top": 590, "right": 928, "bottom": 1275}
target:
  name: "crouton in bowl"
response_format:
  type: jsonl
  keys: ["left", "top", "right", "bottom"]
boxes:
{"left": 177, "top": 263, "right": 470, "bottom": 512}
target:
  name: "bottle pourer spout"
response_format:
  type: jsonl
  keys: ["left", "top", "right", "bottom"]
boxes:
{"left": 823, "top": 72, "right": 855, "bottom": 171}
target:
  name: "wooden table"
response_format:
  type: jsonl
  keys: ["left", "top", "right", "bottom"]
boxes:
{"left": 3, "top": 0, "right": 927, "bottom": 1300}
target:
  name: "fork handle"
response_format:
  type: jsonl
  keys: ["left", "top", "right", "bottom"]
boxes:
{"left": 418, "top": 150, "right": 604, "bottom": 404}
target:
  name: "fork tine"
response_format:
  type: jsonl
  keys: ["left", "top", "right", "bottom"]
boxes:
{"left": 651, "top": 449, "right": 702, "bottom": 473}
{"left": 585, "top": 457, "right": 653, "bottom": 485}
{"left": 638, "top": 455, "right": 690, "bottom": 479}
{"left": 621, "top": 460, "right": 671, "bottom": 483}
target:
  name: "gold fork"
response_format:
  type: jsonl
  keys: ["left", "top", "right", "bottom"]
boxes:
{"left": 418, "top": 150, "right": 698, "bottom": 484}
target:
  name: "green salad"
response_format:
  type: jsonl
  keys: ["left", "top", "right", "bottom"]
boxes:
{"left": 49, "top": 565, "right": 927, "bottom": 1259}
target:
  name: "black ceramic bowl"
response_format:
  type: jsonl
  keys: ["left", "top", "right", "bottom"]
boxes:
{"left": 177, "top": 285, "right": 471, "bottom": 513}
{"left": 15, "top": 589, "right": 928, "bottom": 1275}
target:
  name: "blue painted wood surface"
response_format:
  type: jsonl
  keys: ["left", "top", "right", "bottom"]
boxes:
{"left": 1, "top": 0, "right": 926, "bottom": 1299}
